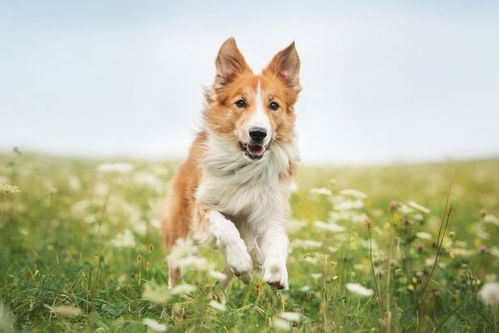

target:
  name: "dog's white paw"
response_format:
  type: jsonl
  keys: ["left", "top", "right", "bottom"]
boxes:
{"left": 262, "top": 256, "right": 288, "bottom": 290}
{"left": 225, "top": 240, "right": 253, "bottom": 276}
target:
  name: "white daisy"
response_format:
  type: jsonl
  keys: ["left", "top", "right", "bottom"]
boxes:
{"left": 310, "top": 187, "right": 332, "bottom": 196}
{"left": 313, "top": 220, "right": 345, "bottom": 232}
{"left": 110, "top": 230, "right": 136, "bottom": 248}
{"left": 280, "top": 312, "right": 302, "bottom": 322}
{"left": 339, "top": 189, "right": 367, "bottom": 199}
{"left": 142, "top": 318, "right": 167, "bottom": 332}
{"left": 346, "top": 283, "right": 374, "bottom": 297}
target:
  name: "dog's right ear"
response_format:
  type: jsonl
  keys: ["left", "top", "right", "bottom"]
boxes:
{"left": 215, "top": 37, "right": 250, "bottom": 87}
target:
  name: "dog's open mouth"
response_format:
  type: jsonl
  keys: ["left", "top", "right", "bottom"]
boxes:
{"left": 239, "top": 142, "right": 268, "bottom": 160}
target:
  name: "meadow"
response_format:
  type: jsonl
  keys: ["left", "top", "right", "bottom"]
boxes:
{"left": 0, "top": 151, "right": 498, "bottom": 332}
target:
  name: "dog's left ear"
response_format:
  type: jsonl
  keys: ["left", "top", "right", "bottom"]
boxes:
{"left": 264, "top": 42, "right": 301, "bottom": 89}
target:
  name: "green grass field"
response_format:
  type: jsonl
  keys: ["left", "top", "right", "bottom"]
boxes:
{"left": 1, "top": 152, "right": 498, "bottom": 332}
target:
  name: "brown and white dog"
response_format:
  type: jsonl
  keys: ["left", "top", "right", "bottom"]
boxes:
{"left": 161, "top": 37, "right": 301, "bottom": 290}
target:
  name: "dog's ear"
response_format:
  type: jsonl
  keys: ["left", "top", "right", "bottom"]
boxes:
{"left": 264, "top": 42, "right": 301, "bottom": 89}
{"left": 215, "top": 37, "right": 250, "bottom": 87}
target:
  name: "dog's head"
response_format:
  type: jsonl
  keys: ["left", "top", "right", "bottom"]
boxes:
{"left": 204, "top": 37, "right": 301, "bottom": 161}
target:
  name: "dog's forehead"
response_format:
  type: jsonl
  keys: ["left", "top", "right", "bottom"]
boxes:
{"left": 258, "top": 75, "right": 283, "bottom": 98}
{"left": 245, "top": 76, "right": 280, "bottom": 97}
{"left": 228, "top": 75, "right": 258, "bottom": 96}
{"left": 226, "top": 74, "right": 283, "bottom": 101}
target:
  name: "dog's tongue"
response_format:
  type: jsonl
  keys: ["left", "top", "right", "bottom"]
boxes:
{"left": 248, "top": 145, "right": 264, "bottom": 157}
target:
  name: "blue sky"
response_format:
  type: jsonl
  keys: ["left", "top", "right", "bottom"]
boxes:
{"left": 1, "top": 1, "right": 498, "bottom": 163}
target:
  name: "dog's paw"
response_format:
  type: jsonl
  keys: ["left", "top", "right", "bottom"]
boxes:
{"left": 225, "top": 240, "right": 253, "bottom": 276}
{"left": 262, "top": 256, "right": 289, "bottom": 290}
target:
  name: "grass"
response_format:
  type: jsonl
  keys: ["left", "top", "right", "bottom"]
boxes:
{"left": 0, "top": 152, "right": 498, "bottom": 332}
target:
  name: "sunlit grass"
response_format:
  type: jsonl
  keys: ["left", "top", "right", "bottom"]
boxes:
{"left": 0, "top": 152, "right": 498, "bottom": 332}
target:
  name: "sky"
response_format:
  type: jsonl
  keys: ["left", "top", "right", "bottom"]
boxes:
{"left": 1, "top": 1, "right": 498, "bottom": 164}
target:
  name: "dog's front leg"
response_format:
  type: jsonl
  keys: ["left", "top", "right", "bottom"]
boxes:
{"left": 193, "top": 207, "right": 253, "bottom": 276}
{"left": 259, "top": 224, "right": 289, "bottom": 290}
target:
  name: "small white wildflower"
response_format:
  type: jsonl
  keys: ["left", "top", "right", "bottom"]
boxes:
{"left": 340, "top": 189, "right": 367, "bottom": 199}
{"left": 132, "top": 222, "right": 148, "bottom": 236}
{"left": 346, "top": 283, "right": 374, "bottom": 297}
{"left": 310, "top": 187, "right": 332, "bottom": 196}
{"left": 291, "top": 239, "right": 322, "bottom": 248}
{"left": 330, "top": 211, "right": 369, "bottom": 224}
{"left": 304, "top": 257, "right": 319, "bottom": 264}
{"left": 399, "top": 204, "right": 414, "bottom": 215}
{"left": 93, "top": 182, "right": 110, "bottom": 198}
{"left": 412, "top": 213, "right": 424, "bottom": 221}
{"left": 300, "top": 285, "right": 311, "bottom": 292}
{"left": 473, "top": 224, "right": 490, "bottom": 240}
{"left": 0, "top": 184, "right": 21, "bottom": 194}
{"left": 478, "top": 282, "right": 499, "bottom": 305}
{"left": 142, "top": 318, "right": 167, "bottom": 332}
{"left": 333, "top": 199, "right": 364, "bottom": 211}
{"left": 311, "top": 273, "right": 322, "bottom": 280}
{"left": 110, "top": 230, "right": 136, "bottom": 248}
{"left": 97, "top": 162, "right": 134, "bottom": 173}
{"left": 415, "top": 232, "right": 432, "bottom": 240}
{"left": 170, "top": 284, "right": 197, "bottom": 295}
{"left": 175, "top": 255, "right": 211, "bottom": 271}
{"left": 168, "top": 239, "right": 196, "bottom": 263}
{"left": 167, "top": 239, "right": 211, "bottom": 271}
{"left": 142, "top": 281, "right": 170, "bottom": 304}
{"left": 70, "top": 200, "right": 92, "bottom": 219}
{"left": 67, "top": 176, "right": 81, "bottom": 192}
{"left": 313, "top": 220, "right": 345, "bottom": 232}
{"left": 209, "top": 270, "right": 228, "bottom": 281}
{"left": 350, "top": 212, "right": 370, "bottom": 224}
{"left": 408, "top": 201, "right": 430, "bottom": 214}
{"left": 451, "top": 248, "right": 474, "bottom": 257}
{"left": 483, "top": 214, "right": 499, "bottom": 226}
{"left": 150, "top": 219, "right": 162, "bottom": 229}
{"left": 280, "top": 312, "right": 302, "bottom": 322}
{"left": 489, "top": 247, "right": 499, "bottom": 258}
{"left": 51, "top": 305, "right": 82, "bottom": 317}
{"left": 208, "top": 300, "right": 226, "bottom": 312}
{"left": 273, "top": 317, "right": 291, "bottom": 331}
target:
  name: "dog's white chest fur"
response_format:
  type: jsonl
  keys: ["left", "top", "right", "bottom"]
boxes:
{"left": 196, "top": 134, "right": 299, "bottom": 234}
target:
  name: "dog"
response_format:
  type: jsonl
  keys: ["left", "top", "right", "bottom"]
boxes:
{"left": 161, "top": 37, "right": 301, "bottom": 290}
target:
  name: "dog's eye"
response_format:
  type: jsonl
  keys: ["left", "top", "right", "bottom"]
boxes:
{"left": 269, "top": 101, "right": 280, "bottom": 111}
{"left": 235, "top": 99, "right": 247, "bottom": 108}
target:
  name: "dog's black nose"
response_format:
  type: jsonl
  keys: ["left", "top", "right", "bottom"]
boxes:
{"left": 249, "top": 127, "right": 267, "bottom": 141}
